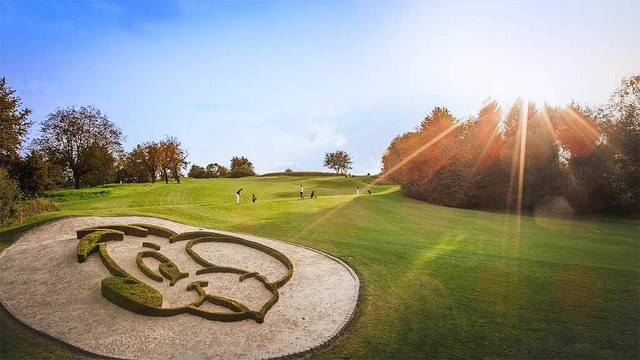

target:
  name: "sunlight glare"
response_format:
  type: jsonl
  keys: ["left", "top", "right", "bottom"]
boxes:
{"left": 373, "top": 122, "right": 461, "bottom": 185}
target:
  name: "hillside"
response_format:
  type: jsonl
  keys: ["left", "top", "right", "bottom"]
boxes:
{"left": 1, "top": 176, "right": 638, "bottom": 359}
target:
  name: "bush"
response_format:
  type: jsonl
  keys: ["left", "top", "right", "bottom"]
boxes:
{"left": 0, "top": 167, "right": 21, "bottom": 226}
{"left": 19, "top": 199, "right": 60, "bottom": 218}
{"left": 18, "top": 150, "right": 52, "bottom": 198}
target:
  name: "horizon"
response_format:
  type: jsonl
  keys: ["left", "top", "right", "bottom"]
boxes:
{"left": 2, "top": 0, "right": 639, "bottom": 174}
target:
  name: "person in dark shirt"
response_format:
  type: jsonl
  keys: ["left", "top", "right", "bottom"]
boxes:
{"left": 236, "top": 188, "right": 243, "bottom": 203}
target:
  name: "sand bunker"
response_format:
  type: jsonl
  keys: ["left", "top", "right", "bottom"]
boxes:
{"left": 0, "top": 216, "right": 360, "bottom": 359}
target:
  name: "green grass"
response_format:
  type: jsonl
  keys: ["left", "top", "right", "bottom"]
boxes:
{"left": 1, "top": 176, "right": 638, "bottom": 359}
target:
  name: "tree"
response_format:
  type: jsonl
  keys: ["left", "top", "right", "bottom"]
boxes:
{"left": 117, "top": 145, "right": 153, "bottom": 183}
{"left": 18, "top": 150, "right": 52, "bottom": 198}
{"left": 0, "top": 167, "right": 21, "bottom": 225}
{"left": 188, "top": 164, "right": 207, "bottom": 178}
{"left": 206, "top": 163, "right": 228, "bottom": 178}
{"left": 228, "top": 156, "right": 255, "bottom": 178}
{"left": 324, "top": 150, "right": 353, "bottom": 174}
{"left": 34, "top": 106, "right": 123, "bottom": 189}
{"left": 139, "top": 142, "right": 160, "bottom": 183}
{"left": 594, "top": 75, "right": 639, "bottom": 214}
{"left": 157, "top": 136, "right": 188, "bottom": 184}
{"left": 81, "top": 145, "right": 119, "bottom": 186}
{"left": 463, "top": 100, "right": 509, "bottom": 209}
{"left": 0, "top": 78, "right": 33, "bottom": 171}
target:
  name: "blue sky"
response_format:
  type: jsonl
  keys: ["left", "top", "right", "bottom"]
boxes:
{"left": 2, "top": 0, "right": 639, "bottom": 174}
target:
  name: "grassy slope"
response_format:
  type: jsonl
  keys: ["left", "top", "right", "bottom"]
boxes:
{"left": 1, "top": 176, "right": 638, "bottom": 359}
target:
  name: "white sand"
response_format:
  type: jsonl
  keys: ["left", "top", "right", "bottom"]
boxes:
{"left": 0, "top": 216, "right": 360, "bottom": 359}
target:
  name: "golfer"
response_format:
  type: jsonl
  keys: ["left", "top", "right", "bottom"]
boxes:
{"left": 356, "top": 184, "right": 360, "bottom": 195}
{"left": 300, "top": 185, "right": 304, "bottom": 199}
{"left": 236, "top": 188, "right": 243, "bottom": 203}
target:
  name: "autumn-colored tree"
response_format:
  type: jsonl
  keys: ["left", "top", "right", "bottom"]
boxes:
{"left": 157, "top": 136, "right": 188, "bottom": 183}
{"left": 117, "top": 145, "right": 153, "bottom": 183}
{"left": 139, "top": 142, "right": 160, "bottom": 182}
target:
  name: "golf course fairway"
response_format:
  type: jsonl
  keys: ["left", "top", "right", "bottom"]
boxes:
{"left": 1, "top": 176, "right": 638, "bottom": 359}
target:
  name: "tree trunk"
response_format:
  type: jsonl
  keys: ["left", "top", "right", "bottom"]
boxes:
{"left": 74, "top": 175, "right": 81, "bottom": 189}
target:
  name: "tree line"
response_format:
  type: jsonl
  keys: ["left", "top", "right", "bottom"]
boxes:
{"left": 0, "top": 77, "right": 261, "bottom": 223}
{"left": 187, "top": 156, "right": 256, "bottom": 179}
{"left": 381, "top": 75, "right": 639, "bottom": 216}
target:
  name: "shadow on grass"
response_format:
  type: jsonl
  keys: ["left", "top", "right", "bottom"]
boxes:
{"left": 0, "top": 304, "right": 110, "bottom": 360}
{"left": 0, "top": 215, "right": 71, "bottom": 252}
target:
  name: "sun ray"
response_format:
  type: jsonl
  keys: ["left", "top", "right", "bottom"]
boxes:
{"left": 540, "top": 107, "right": 559, "bottom": 143}
{"left": 373, "top": 122, "right": 461, "bottom": 186}
{"left": 293, "top": 198, "right": 352, "bottom": 241}
{"left": 516, "top": 101, "right": 529, "bottom": 219}
{"left": 474, "top": 122, "right": 501, "bottom": 171}
{"left": 565, "top": 107, "right": 600, "bottom": 139}
{"left": 505, "top": 136, "right": 520, "bottom": 212}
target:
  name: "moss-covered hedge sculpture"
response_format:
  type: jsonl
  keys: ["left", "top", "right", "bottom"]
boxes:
{"left": 136, "top": 251, "right": 188, "bottom": 285}
{"left": 77, "top": 224, "right": 148, "bottom": 239}
{"left": 77, "top": 223, "right": 294, "bottom": 323}
{"left": 77, "top": 230, "right": 124, "bottom": 263}
{"left": 142, "top": 242, "right": 161, "bottom": 250}
{"left": 131, "top": 223, "right": 177, "bottom": 238}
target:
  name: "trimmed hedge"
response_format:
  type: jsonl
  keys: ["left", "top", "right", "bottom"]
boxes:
{"left": 98, "top": 243, "right": 128, "bottom": 277}
{"left": 142, "top": 242, "right": 161, "bottom": 250}
{"left": 77, "top": 224, "right": 148, "bottom": 239}
{"left": 102, "top": 276, "right": 163, "bottom": 310}
{"left": 169, "top": 231, "right": 226, "bottom": 243}
{"left": 77, "top": 224, "right": 294, "bottom": 324}
{"left": 186, "top": 235, "right": 294, "bottom": 289}
{"left": 136, "top": 251, "right": 164, "bottom": 283}
{"left": 131, "top": 223, "right": 177, "bottom": 238}
{"left": 77, "top": 230, "right": 124, "bottom": 263}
